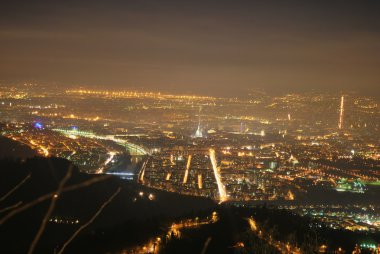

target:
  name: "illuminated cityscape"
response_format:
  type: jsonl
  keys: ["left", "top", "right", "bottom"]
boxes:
{"left": 1, "top": 85, "right": 379, "bottom": 219}
{"left": 1, "top": 87, "right": 380, "bottom": 254}
{"left": 1, "top": 1, "right": 380, "bottom": 253}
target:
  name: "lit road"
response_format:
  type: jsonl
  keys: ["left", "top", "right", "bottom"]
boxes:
{"left": 97, "top": 151, "right": 117, "bottom": 174}
{"left": 138, "top": 160, "right": 148, "bottom": 183}
{"left": 183, "top": 155, "right": 192, "bottom": 184}
{"left": 247, "top": 217, "right": 301, "bottom": 254}
{"left": 209, "top": 149, "right": 228, "bottom": 202}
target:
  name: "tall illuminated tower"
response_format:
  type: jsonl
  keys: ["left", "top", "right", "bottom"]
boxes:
{"left": 193, "top": 107, "right": 203, "bottom": 138}
{"left": 338, "top": 95, "right": 344, "bottom": 129}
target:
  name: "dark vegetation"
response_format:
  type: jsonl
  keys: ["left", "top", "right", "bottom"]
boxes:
{"left": 159, "top": 205, "right": 380, "bottom": 254}
{"left": 0, "top": 135, "right": 37, "bottom": 159}
{"left": 0, "top": 157, "right": 215, "bottom": 253}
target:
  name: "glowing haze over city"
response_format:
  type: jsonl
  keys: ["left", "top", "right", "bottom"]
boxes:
{"left": 0, "top": 1, "right": 379, "bottom": 254}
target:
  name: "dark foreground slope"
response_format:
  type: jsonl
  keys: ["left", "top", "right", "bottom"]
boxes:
{"left": 0, "top": 135, "right": 37, "bottom": 159}
{"left": 0, "top": 153, "right": 379, "bottom": 254}
{"left": 0, "top": 157, "right": 216, "bottom": 253}
{"left": 159, "top": 205, "right": 380, "bottom": 254}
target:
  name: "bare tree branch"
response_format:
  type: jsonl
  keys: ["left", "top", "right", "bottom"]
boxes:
{"left": 200, "top": 237, "right": 212, "bottom": 254}
{"left": 0, "top": 175, "right": 111, "bottom": 225}
{"left": 0, "top": 174, "right": 31, "bottom": 202}
{"left": 0, "top": 201, "right": 23, "bottom": 213}
{"left": 28, "top": 165, "right": 73, "bottom": 254}
{"left": 57, "top": 187, "right": 121, "bottom": 254}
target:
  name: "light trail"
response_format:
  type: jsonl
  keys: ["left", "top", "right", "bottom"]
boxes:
{"left": 247, "top": 217, "right": 257, "bottom": 231}
{"left": 198, "top": 174, "right": 203, "bottom": 189}
{"left": 124, "top": 211, "right": 219, "bottom": 254}
{"left": 209, "top": 149, "right": 228, "bottom": 202}
{"left": 104, "top": 151, "right": 116, "bottom": 166}
{"left": 338, "top": 95, "right": 344, "bottom": 129}
{"left": 183, "top": 155, "right": 192, "bottom": 184}
{"left": 167, "top": 211, "right": 219, "bottom": 239}
{"left": 96, "top": 151, "right": 116, "bottom": 174}
{"left": 67, "top": 151, "right": 76, "bottom": 159}
{"left": 139, "top": 160, "right": 148, "bottom": 183}
{"left": 246, "top": 216, "right": 301, "bottom": 254}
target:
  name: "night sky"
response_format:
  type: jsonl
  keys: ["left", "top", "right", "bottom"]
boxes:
{"left": 1, "top": 0, "right": 380, "bottom": 96}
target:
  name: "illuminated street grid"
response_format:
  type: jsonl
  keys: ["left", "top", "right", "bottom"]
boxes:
{"left": 1, "top": 85, "right": 379, "bottom": 232}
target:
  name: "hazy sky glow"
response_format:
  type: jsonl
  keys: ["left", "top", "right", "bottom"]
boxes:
{"left": 1, "top": 0, "right": 380, "bottom": 96}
